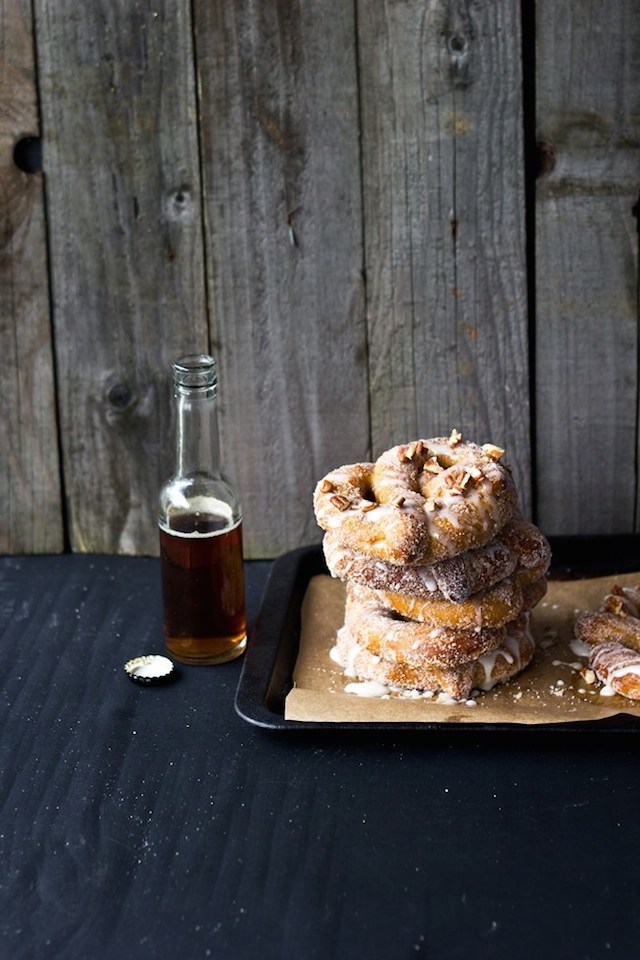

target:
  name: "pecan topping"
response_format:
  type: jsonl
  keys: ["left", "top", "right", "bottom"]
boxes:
{"left": 482, "top": 443, "right": 505, "bottom": 460}
{"left": 423, "top": 456, "right": 443, "bottom": 475}
{"left": 359, "top": 499, "right": 378, "bottom": 512}
{"left": 393, "top": 495, "right": 406, "bottom": 508}
{"left": 399, "top": 443, "right": 420, "bottom": 462}
{"left": 399, "top": 440, "right": 426, "bottom": 463}
{"left": 320, "top": 479, "right": 334, "bottom": 493}
{"left": 603, "top": 595, "right": 626, "bottom": 617}
{"left": 330, "top": 494, "right": 351, "bottom": 511}
{"left": 444, "top": 468, "right": 465, "bottom": 489}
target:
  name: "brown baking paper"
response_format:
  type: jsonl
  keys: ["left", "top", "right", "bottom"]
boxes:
{"left": 284, "top": 572, "right": 640, "bottom": 724}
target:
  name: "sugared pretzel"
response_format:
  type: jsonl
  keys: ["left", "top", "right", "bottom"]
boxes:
{"left": 350, "top": 574, "right": 547, "bottom": 632}
{"left": 344, "top": 584, "right": 507, "bottom": 667}
{"left": 333, "top": 615, "right": 535, "bottom": 701}
{"left": 575, "top": 584, "right": 640, "bottom": 700}
{"left": 588, "top": 642, "right": 640, "bottom": 700}
{"left": 323, "top": 517, "right": 550, "bottom": 603}
{"left": 313, "top": 433, "right": 517, "bottom": 565}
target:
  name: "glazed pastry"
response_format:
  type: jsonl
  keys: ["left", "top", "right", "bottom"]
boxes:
{"left": 333, "top": 615, "right": 535, "bottom": 701}
{"left": 313, "top": 431, "right": 516, "bottom": 565}
{"left": 315, "top": 431, "right": 547, "bottom": 700}
{"left": 323, "top": 517, "right": 549, "bottom": 603}
{"left": 575, "top": 583, "right": 640, "bottom": 700}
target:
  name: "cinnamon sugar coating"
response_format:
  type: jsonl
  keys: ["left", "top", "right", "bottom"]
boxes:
{"left": 344, "top": 585, "right": 507, "bottom": 667}
{"left": 323, "top": 517, "right": 549, "bottom": 603}
{"left": 588, "top": 642, "right": 640, "bottom": 700}
{"left": 351, "top": 574, "right": 547, "bottom": 632}
{"left": 333, "top": 615, "right": 535, "bottom": 700}
{"left": 576, "top": 610, "right": 640, "bottom": 655}
{"left": 316, "top": 432, "right": 547, "bottom": 699}
{"left": 313, "top": 436, "right": 517, "bottom": 566}
{"left": 575, "top": 583, "right": 640, "bottom": 700}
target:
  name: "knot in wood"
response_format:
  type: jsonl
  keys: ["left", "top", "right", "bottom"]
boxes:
{"left": 13, "top": 136, "right": 42, "bottom": 174}
{"left": 448, "top": 32, "right": 471, "bottom": 85}
{"left": 107, "top": 382, "right": 135, "bottom": 410}
{"left": 164, "top": 188, "right": 194, "bottom": 223}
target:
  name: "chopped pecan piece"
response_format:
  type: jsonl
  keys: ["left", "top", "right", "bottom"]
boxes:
{"left": 579, "top": 666, "right": 596, "bottom": 685}
{"left": 330, "top": 494, "right": 351, "bottom": 511}
{"left": 320, "top": 479, "right": 334, "bottom": 493}
{"left": 444, "top": 467, "right": 465, "bottom": 489}
{"left": 423, "top": 456, "right": 443, "bottom": 475}
{"left": 602, "top": 595, "right": 626, "bottom": 617}
{"left": 482, "top": 443, "right": 505, "bottom": 460}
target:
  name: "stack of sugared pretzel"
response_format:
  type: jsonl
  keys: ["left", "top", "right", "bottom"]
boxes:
{"left": 313, "top": 431, "right": 551, "bottom": 701}
{"left": 575, "top": 585, "right": 640, "bottom": 699}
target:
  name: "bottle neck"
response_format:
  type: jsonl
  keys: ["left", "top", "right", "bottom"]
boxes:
{"left": 175, "top": 391, "right": 222, "bottom": 479}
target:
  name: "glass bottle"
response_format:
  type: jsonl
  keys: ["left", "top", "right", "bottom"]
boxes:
{"left": 159, "top": 354, "right": 247, "bottom": 664}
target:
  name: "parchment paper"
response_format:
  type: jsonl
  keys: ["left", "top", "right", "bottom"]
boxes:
{"left": 284, "top": 572, "right": 640, "bottom": 724}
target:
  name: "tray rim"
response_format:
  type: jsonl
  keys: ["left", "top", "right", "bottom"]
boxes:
{"left": 234, "top": 535, "right": 640, "bottom": 732}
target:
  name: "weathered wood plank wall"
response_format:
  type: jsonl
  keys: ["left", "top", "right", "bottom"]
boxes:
{"left": 34, "top": 0, "right": 207, "bottom": 555}
{"left": 0, "top": 0, "right": 638, "bottom": 557}
{"left": 1, "top": 0, "right": 63, "bottom": 552}
{"left": 359, "top": 0, "right": 530, "bottom": 508}
{"left": 194, "top": 0, "right": 369, "bottom": 557}
{"left": 535, "top": 0, "right": 640, "bottom": 534}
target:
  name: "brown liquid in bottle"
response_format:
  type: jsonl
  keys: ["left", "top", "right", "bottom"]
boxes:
{"left": 159, "top": 512, "right": 246, "bottom": 664}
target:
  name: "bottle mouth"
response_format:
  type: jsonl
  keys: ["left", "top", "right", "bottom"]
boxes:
{"left": 173, "top": 354, "right": 217, "bottom": 396}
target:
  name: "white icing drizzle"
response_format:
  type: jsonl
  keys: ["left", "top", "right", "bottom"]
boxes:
{"left": 570, "top": 637, "right": 590, "bottom": 659}
{"left": 476, "top": 645, "right": 514, "bottom": 691}
{"left": 332, "top": 631, "right": 360, "bottom": 677}
{"left": 475, "top": 625, "right": 528, "bottom": 691}
{"left": 607, "top": 661, "right": 640, "bottom": 681}
{"left": 344, "top": 680, "right": 390, "bottom": 698}
{"left": 329, "top": 643, "right": 343, "bottom": 666}
{"left": 417, "top": 568, "right": 438, "bottom": 592}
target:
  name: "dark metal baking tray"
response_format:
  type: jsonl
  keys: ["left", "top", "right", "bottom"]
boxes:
{"left": 234, "top": 536, "right": 640, "bottom": 731}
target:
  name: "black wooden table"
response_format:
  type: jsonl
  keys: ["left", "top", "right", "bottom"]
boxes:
{"left": 1, "top": 552, "right": 639, "bottom": 960}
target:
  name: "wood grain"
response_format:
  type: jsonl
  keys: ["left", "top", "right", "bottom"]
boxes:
{"left": 3, "top": 0, "right": 639, "bottom": 555}
{"left": 358, "top": 0, "right": 531, "bottom": 514}
{"left": 535, "top": 0, "right": 640, "bottom": 533}
{"left": 194, "top": 0, "right": 369, "bottom": 557}
{"left": 34, "top": 0, "right": 208, "bottom": 554}
{"left": 0, "top": 0, "right": 63, "bottom": 552}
